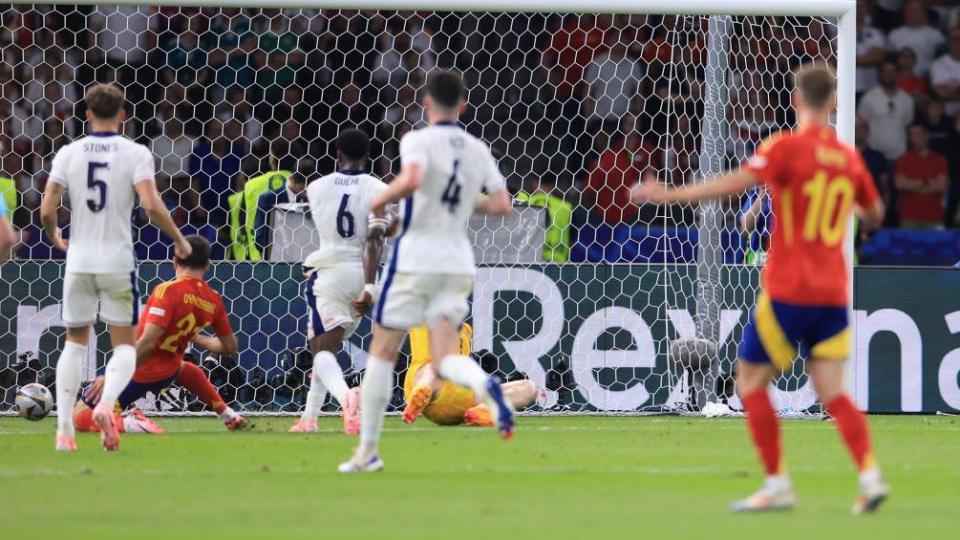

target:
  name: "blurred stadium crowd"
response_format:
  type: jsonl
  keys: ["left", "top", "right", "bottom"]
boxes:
{"left": 0, "top": 1, "right": 957, "bottom": 264}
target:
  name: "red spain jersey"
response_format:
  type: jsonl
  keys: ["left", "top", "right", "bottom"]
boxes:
{"left": 745, "top": 125, "right": 879, "bottom": 307}
{"left": 134, "top": 276, "right": 232, "bottom": 383}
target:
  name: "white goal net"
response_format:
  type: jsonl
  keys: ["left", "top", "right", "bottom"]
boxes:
{"left": 0, "top": 3, "right": 845, "bottom": 415}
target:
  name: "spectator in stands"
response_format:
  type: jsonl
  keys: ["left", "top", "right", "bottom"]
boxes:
{"left": 252, "top": 158, "right": 309, "bottom": 261}
{"left": 584, "top": 37, "right": 643, "bottom": 124}
{"left": 90, "top": 4, "right": 159, "bottom": 130}
{"left": 152, "top": 117, "right": 195, "bottom": 184}
{"left": 189, "top": 118, "right": 247, "bottom": 226}
{"left": 931, "top": 28, "right": 960, "bottom": 115}
{"left": 859, "top": 60, "right": 915, "bottom": 163}
{"left": 515, "top": 176, "right": 573, "bottom": 263}
{"left": 895, "top": 123, "right": 949, "bottom": 228}
{"left": 896, "top": 47, "right": 929, "bottom": 97}
{"left": 739, "top": 188, "right": 771, "bottom": 265}
{"left": 857, "top": 2, "right": 889, "bottom": 97}
{"left": 888, "top": 0, "right": 945, "bottom": 76}
{"left": 857, "top": 115, "right": 892, "bottom": 208}
{"left": 582, "top": 129, "right": 651, "bottom": 227}
{"left": 541, "top": 14, "right": 610, "bottom": 179}
{"left": 943, "top": 112, "right": 960, "bottom": 228}
{"left": 921, "top": 99, "right": 954, "bottom": 155}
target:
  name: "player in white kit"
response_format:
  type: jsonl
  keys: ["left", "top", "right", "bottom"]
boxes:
{"left": 289, "top": 128, "right": 390, "bottom": 435}
{"left": 40, "top": 84, "right": 190, "bottom": 452}
{"left": 339, "top": 70, "right": 514, "bottom": 473}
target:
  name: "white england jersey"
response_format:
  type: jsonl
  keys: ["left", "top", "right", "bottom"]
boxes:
{"left": 48, "top": 132, "right": 155, "bottom": 274}
{"left": 304, "top": 170, "right": 389, "bottom": 268}
{"left": 392, "top": 123, "right": 506, "bottom": 275}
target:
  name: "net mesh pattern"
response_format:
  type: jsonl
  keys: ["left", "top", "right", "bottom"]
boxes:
{"left": 0, "top": 5, "right": 838, "bottom": 415}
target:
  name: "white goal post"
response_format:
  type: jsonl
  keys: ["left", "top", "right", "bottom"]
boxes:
{"left": 1, "top": 0, "right": 858, "bottom": 416}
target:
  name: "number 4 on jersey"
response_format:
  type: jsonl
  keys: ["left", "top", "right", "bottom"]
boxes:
{"left": 441, "top": 160, "right": 461, "bottom": 213}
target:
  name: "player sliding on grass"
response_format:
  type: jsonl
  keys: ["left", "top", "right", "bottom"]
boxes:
{"left": 339, "top": 70, "right": 514, "bottom": 473}
{"left": 75, "top": 236, "right": 248, "bottom": 437}
{"left": 289, "top": 128, "right": 391, "bottom": 435}
{"left": 43, "top": 83, "right": 192, "bottom": 452}
{"left": 632, "top": 63, "right": 889, "bottom": 514}
{"left": 403, "top": 323, "right": 538, "bottom": 427}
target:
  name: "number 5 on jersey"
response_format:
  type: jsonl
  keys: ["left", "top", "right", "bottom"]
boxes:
{"left": 87, "top": 161, "right": 109, "bottom": 213}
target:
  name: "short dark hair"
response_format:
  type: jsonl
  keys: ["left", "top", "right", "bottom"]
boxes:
{"left": 175, "top": 235, "right": 212, "bottom": 270}
{"left": 271, "top": 139, "right": 300, "bottom": 172}
{"left": 794, "top": 63, "right": 835, "bottom": 109}
{"left": 426, "top": 70, "right": 466, "bottom": 109}
{"left": 336, "top": 128, "right": 370, "bottom": 162}
{"left": 85, "top": 83, "right": 125, "bottom": 120}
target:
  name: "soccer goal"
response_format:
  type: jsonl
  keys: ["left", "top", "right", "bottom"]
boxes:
{"left": 0, "top": 0, "right": 857, "bottom": 416}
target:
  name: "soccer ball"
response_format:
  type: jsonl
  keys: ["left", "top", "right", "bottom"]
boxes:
{"left": 16, "top": 383, "right": 53, "bottom": 421}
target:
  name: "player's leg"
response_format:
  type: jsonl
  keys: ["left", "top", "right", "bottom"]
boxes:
{"left": 403, "top": 359, "right": 443, "bottom": 424}
{"left": 175, "top": 361, "right": 248, "bottom": 431}
{"left": 808, "top": 358, "right": 889, "bottom": 514}
{"left": 730, "top": 296, "right": 796, "bottom": 512}
{"left": 75, "top": 376, "right": 164, "bottom": 435}
{"left": 402, "top": 326, "right": 443, "bottom": 424}
{"left": 338, "top": 323, "right": 405, "bottom": 473}
{"left": 428, "top": 276, "right": 514, "bottom": 438}
{"left": 55, "top": 273, "right": 97, "bottom": 451}
{"left": 93, "top": 272, "right": 140, "bottom": 451}
{"left": 502, "top": 379, "right": 538, "bottom": 409}
{"left": 295, "top": 270, "right": 360, "bottom": 434}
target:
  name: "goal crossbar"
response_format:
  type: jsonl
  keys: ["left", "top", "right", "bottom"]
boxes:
{"left": 31, "top": 0, "right": 855, "bottom": 18}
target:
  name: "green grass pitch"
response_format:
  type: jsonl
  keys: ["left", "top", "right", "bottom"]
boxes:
{"left": 1, "top": 415, "right": 957, "bottom": 539}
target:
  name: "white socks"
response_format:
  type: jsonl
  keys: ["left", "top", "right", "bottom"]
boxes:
{"left": 98, "top": 344, "right": 136, "bottom": 411}
{"left": 314, "top": 351, "right": 349, "bottom": 405}
{"left": 301, "top": 370, "right": 327, "bottom": 422}
{"left": 55, "top": 341, "right": 86, "bottom": 437}
{"left": 218, "top": 406, "right": 239, "bottom": 423}
{"left": 438, "top": 354, "right": 489, "bottom": 399}
{"left": 358, "top": 356, "right": 393, "bottom": 457}
{"left": 300, "top": 351, "right": 351, "bottom": 422}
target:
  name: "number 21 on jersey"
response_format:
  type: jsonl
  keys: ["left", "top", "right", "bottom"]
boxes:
{"left": 781, "top": 171, "right": 854, "bottom": 247}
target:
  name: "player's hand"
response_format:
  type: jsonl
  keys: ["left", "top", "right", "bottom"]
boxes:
{"left": 85, "top": 377, "right": 104, "bottom": 404}
{"left": 174, "top": 237, "right": 192, "bottom": 260}
{"left": 352, "top": 291, "right": 373, "bottom": 316}
{"left": 51, "top": 228, "right": 68, "bottom": 252}
{"left": 630, "top": 174, "right": 672, "bottom": 204}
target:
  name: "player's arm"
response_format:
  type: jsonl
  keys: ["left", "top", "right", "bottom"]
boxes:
{"left": 0, "top": 215, "right": 15, "bottom": 262}
{"left": 135, "top": 179, "right": 192, "bottom": 259}
{"left": 739, "top": 191, "right": 766, "bottom": 235}
{"left": 191, "top": 333, "right": 238, "bottom": 356}
{"left": 370, "top": 163, "right": 422, "bottom": 216}
{"left": 474, "top": 188, "right": 512, "bottom": 216}
{"left": 856, "top": 199, "right": 885, "bottom": 231}
{"left": 135, "top": 322, "right": 167, "bottom": 364}
{"left": 353, "top": 216, "right": 388, "bottom": 316}
{"left": 192, "top": 296, "right": 238, "bottom": 356}
{"left": 631, "top": 168, "right": 759, "bottom": 205}
{"left": 474, "top": 146, "right": 512, "bottom": 216}
{"left": 0, "top": 196, "right": 17, "bottom": 261}
{"left": 40, "top": 180, "right": 68, "bottom": 252}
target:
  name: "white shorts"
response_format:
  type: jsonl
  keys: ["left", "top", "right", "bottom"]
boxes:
{"left": 62, "top": 272, "right": 139, "bottom": 328}
{"left": 374, "top": 272, "right": 473, "bottom": 330}
{"left": 305, "top": 265, "right": 364, "bottom": 340}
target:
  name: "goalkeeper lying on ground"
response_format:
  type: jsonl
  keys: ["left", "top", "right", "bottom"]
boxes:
{"left": 402, "top": 323, "right": 538, "bottom": 426}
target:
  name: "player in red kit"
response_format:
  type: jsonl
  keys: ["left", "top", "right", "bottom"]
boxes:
{"left": 74, "top": 236, "right": 248, "bottom": 441}
{"left": 632, "top": 64, "right": 889, "bottom": 515}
